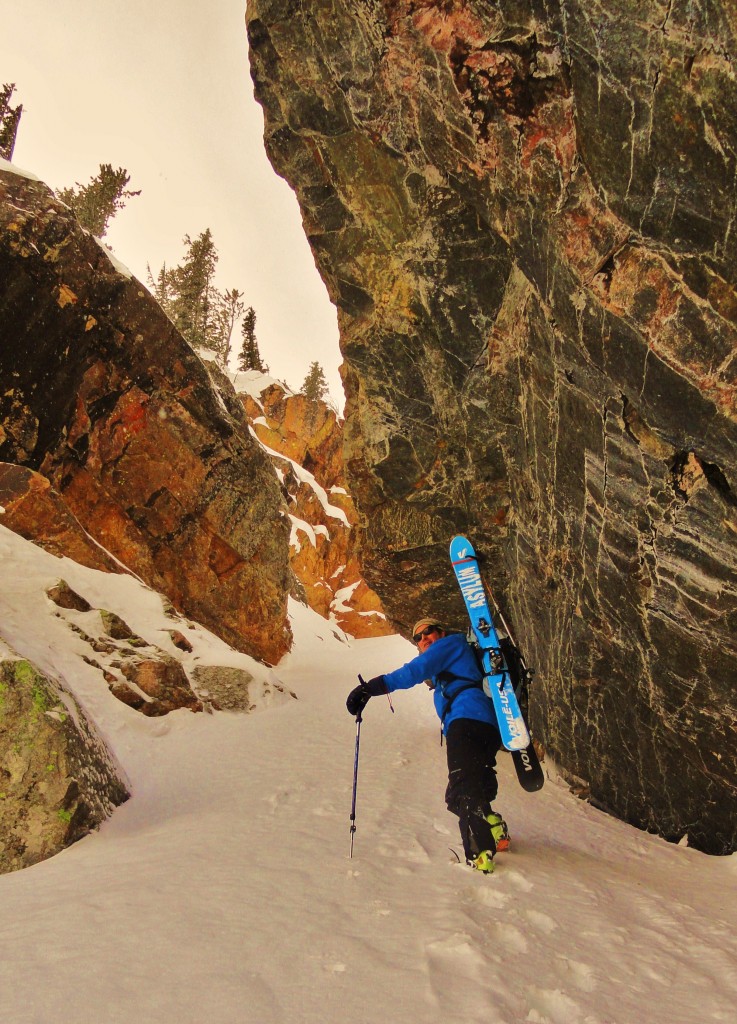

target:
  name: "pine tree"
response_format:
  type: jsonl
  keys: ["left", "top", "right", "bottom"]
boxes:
{"left": 301, "top": 361, "right": 329, "bottom": 403}
{"left": 146, "top": 262, "right": 175, "bottom": 316}
{"left": 165, "top": 229, "right": 220, "bottom": 350}
{"left": 0, "top": 83, "right": 22, "bottom": 161}
{"left": 216, "top": 288, "right": 246, "bottom": 365}
{"left": 57, "top": 164, "right": 141, "bottom": 237}
{"left": 148, "top": 233, "right": 254, "bottom": 364}
{"left": 238, "top": 307, "right": 267, "bottom": 372}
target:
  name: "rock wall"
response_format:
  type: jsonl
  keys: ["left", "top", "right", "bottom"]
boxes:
{"left": 238, "top": 372, "right": 393, "bottom": 637}
{"left": 0, "top": 644, "right": 129, "bottom": 874}
{"left": 0, "top": 164, "right": 291, "bottom": 665}
{"left": 0, "top": 463, "right": 120, "bottom": 572}
{"left": 247, "top": 0, "right": 737, "bottom": 852}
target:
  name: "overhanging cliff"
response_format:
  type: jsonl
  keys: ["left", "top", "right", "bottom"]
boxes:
{"left": 246, "top": 0, "right": 737, "bottom": 853}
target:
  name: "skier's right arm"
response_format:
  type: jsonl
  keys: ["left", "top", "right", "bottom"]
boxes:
{"left": 383, "top": 640, "right": 450, "bottom": 691}
{"left": 347, "top": 637, "right": 454, "bottom": 713}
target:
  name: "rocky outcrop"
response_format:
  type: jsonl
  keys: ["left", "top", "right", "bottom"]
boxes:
{"left": 242, "top": 377, "right": 343, "bottom": 478}
{"left": 0, "top": 645, "right": 129, "bottom": 874}
{"left": 0, "top": 164, "right": 291, "bottom": 664}
{"left": 190, "top": 664, "right": 296, "bottom": 711}
{"left": 45, "top": 579, "right": 204, "bottom": 716}
{"left": 0, "top": 463, "right": 119, "bottom": 571}
{"left": 238, "top": 372, "right": 393, "bottom": 637}
{"left": 247, "top": 0, "right": 737, "bottom": 852}
{"left": 0, "top": 521, "right": 298, "bottom": 874}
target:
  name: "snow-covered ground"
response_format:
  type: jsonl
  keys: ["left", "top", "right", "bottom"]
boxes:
{"left": 0, "top": 526, "right": 735, "bottom": 1024}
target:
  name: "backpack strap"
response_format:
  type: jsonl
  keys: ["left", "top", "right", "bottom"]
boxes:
{"left": 435, "top": 671, "right": 484, "bottom": 726}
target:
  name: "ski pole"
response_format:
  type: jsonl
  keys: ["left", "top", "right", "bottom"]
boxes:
{"left": 349, "top": 709, "right": 362, "bottom": 858}
{"left": 482, "top": 574, "right": 534, "bottom": 680}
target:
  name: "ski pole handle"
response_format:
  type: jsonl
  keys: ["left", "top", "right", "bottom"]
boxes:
{"left": 358, "top": 673, "right": 394, "bottom": 713}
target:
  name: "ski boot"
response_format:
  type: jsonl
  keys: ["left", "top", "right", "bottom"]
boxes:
{"left": 470, "top": 849, "right": 495, "bottom": 874}
{"left": 486, "top": 811, "right": 510, "bottom": 852}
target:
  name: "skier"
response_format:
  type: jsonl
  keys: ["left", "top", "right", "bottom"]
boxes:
{"left": 346, "top": 617, "right": 509, "bottom": 873}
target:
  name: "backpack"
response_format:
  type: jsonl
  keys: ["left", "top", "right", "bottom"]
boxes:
{"left": 428, "top": 630, "right": 532, "bottom": 724}
{"left": 466, "top": 630, "right": 533, "bottom": 722}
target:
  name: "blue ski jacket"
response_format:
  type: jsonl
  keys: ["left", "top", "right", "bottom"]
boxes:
{"left": 382, "top": 633, "right": 497, "bottom": 734}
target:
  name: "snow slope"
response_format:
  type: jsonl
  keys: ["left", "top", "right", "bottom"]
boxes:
{"left": 0, "top": 529, "right": 735, "bottom": 1024}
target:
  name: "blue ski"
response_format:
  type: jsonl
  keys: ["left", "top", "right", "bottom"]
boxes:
{"left": 450, "top": 535, "right": 530, "bottom": 752}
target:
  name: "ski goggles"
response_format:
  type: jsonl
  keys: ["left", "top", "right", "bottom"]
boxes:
{"left": 413, "top": 624, "right": 440, "bottom": 644}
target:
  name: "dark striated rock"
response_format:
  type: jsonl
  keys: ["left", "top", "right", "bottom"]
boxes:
{"left": 0, "top": 653, "right": 128, "bottom": 873}
{"left": 247, "top": 0, "right": 737, "bottom": 852}
{"left": 0, "top": 165, "right": 291, "bottom": 665}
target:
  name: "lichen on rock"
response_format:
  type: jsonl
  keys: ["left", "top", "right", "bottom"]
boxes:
{"left": 0, "top": 650, "right": 128, "bottom": 874}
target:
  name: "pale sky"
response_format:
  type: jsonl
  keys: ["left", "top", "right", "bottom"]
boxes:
{"left": 1, "top": 0, "right": 344, "bottom": 406}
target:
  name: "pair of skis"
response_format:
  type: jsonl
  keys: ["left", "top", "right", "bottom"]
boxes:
{"left": 450, "top": 535, "right": 544, "bottom": 793}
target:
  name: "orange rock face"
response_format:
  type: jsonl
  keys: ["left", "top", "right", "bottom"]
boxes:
{"left": 0, "top": 463, "right": 119, "bottom": 572}
{"left": 0, "top": 167, "right": 291, "bottom": 665}
{"left": 239, "top": 375, "right": 394, "bottom": 638}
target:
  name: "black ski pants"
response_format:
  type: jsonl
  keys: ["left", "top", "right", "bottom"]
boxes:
{"left": 444, "top": 717, "right": 502, "bottom": 860}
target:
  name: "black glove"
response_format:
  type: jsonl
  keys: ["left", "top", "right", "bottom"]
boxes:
{"left": 346, "top": 675, "right": 387, "bottom": 716}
